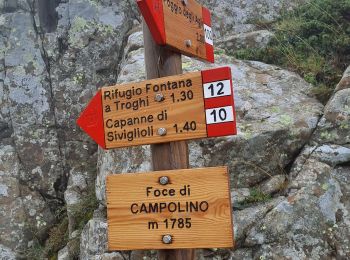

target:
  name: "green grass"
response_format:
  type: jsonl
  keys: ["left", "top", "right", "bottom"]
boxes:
{"left": 232, "top": 0, "right": 350, "bottom": 103}
{"left": 241, "top": 188, "right": 272, "bottom": 205}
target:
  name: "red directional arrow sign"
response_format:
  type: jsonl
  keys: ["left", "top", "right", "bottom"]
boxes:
{"left": 77, "top": 67, "right": 236, "bottom": 149}
{"left": 137, "top": 0, "right": 214, "bottom": 63}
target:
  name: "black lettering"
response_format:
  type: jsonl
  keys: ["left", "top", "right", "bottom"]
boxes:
{"left": 169, "top": 189, "right": 175, "bottom": 196}
{"left": 199, "top": 201, "right": 209, "bottom": 212}
{"left": 154, "top": 189, "right": 161, "bottom": 197}
{"left": 186, "top": 79, "right": 192, "bottom": 87}
{"left": 168, "top": 202, "right": 177, "bottom": 212}
{"left": 146, "top": 83, "right": 152, "bottom": 93}
{"left": 107, "top": 132, "right": 113, "bottom": 141}
{"left": 106, "top": 119, "right": 113, "bottom": 128}
{"left": 104, "top": 90, "right": 111, "bottom": 100}
{"left": 189, "top": 201, "right": 198, "bottom": 212}
{"left": 146, "top": 187, "right": 152, "bottom": 197}
{"left": 105, "top": 105, "right": 111, "bottom": 113}
{"left": 140, "top": 203, "right": 148, "bottom": 213}
{"left": 148, "top": 221, "right": 159, "bottom": 230}
{"left": 149, "top": 203, "right": 158, "bottom": 213}
{"left": 159, "top": 203, "right": 167, "bottom": 212}
{"left": 130, "top": 203, "right": 138, "bottom": 214}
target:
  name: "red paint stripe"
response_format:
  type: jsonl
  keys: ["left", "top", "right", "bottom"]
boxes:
{"left": 206, "top": 43, "right": 214, "bottom": 63}
{"left": 207, "top": 122, "right": 237, "bottom": 137}
{"left": 202, "top": 6, "right": 211, "bottom": 26}
{"left": 77, "top": 90, "right": 106, "bottom": 149}
{"left": 204, "top": 95, "right": 233, "bottom": 109}
{"left": 202, "top": 66, "right": 238, "bottom": 137}
{"left": 202, "top": 7, "right": 214, "bottom": 63}
{"left": 202, "top": 67, "right": 232, "bottom": 84}
{"left": 137, "top": 0, "right": 166, "bottom": 45}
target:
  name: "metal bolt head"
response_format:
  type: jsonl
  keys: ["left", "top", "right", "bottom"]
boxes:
{"left": 155, "top": 93, "right": 165, "bottom": 102}
{"left": 162, "top": 235, "right": 173, "bottom": 244}
{"left": 159, "top": 176, "right": 169, "bottom": 185}
{"left": 182, "top": 0, "right": 188, "bottom": 6}
{"left": 158, "top": 128, "right": 167, "bottom": 136}
{"left": 185, "top": 39, "right": 192, "bottom": 47}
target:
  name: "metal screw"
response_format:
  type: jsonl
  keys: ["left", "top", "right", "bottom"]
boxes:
{"left": 162, "top": 235, "right": 173, "bottom": 244}
{"left": 158, "top": 128, "right": 167, "bottom": 136}
{"left": 159, "top": 176, "right": 169, "bottom": 185}
{"left": 181, "top": 0, "right": 188, "bottom": 6}
{"left": 155, "top": 93, "right": 165, "bottom": 102}
{"left": 185, "top": 39, "right": 192, "bottom": 47}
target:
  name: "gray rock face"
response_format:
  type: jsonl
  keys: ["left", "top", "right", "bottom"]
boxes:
{"left": 335, "top": 65, "right": 350, "bottom": 92}
{"left": 0, "top": 0, "right": 135, "bottom": 258}
{"left": 202, "top": 0, "right": 308, "bottom": 36}
{"left": 217, "top": 30, "right": 274, "bottom": 52}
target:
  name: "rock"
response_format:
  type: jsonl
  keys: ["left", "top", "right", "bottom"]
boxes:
{"left": 217, "top": 30, "right": 274, "bottom": 51}
{"left": 0, "top": 244, "right": 16, "bottom": 260}
{"left": 94, "top": 252, "right": 124, "bottom": 260}
{"left": 234, "top": 198, "right": 283, "bottom": 246}
{"left": 202, "top": 0, "right": 309, "bottom": 36}
{"left": 229, "top": 248, "right": 253, "bottom": 260}
{"left": 0, "top": 0, "right": 30, "bottom": 13}
{"left": 312, "top": 89, "right": 350, "bottom": 145}
{"left": 80, "top": 217, "right": 108, "bottom": 259}
{"left": 309, "top": 145, "right": 350, "bottom": 167}
{"left": 0, "top": 121, "right": 12, "bottom": 140}
{"left": 58, "top": 246, "right": 69, "bottom": 260}
{"left": 0, "top": 145, "right": 26, "bottom": 252}
{"left": 244, "top": 194, "right": 335, "bottom": 258}
{"left": 0, "top": 0, "right": 135, "bottom": 257}
{"left": 258, "top": 175, "right": 286, "bottom": 195}
{"left": 335, "top": 65, "right": 350, "bottom": 92}
{"left": 231, "top": 188, "right": 251, "bottom": 205}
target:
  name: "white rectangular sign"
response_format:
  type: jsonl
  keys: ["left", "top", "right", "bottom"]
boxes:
{"left": 203, "top": 80, "right": 232, "bottom": 99}
{"left": 205, "top": 106, "right": 234, "bottom": 125}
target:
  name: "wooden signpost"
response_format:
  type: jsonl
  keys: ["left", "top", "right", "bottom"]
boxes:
{"left": 106, "top": 167, "right": 234, "bottom": 250}
{"left": 77, "top": 0, "right": 237, "bottom": 259}
{"left": 137, "top": 0, "right": 214, "bottom": 63}
{"left": 77, "top": 67, "right": 237, "bottom": 149}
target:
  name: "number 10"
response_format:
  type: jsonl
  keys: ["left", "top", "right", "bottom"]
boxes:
{"left": 205, "top": 106, "right": 234, "bottom": 125}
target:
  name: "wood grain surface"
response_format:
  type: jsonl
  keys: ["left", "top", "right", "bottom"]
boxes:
{"left": 106, "top": 167, "right": 234, "bottom": 250}
{"left": 101, "top": 72, "right": 207, "bottom": 149}
{"left": 163, "top": 0, "right": 207, "bottom": 60}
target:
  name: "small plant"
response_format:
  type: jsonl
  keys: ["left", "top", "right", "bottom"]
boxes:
{"left": 231, "top": 0, "right": 350, "bottom": 104}
{"left": 242, "top": 188, "right": 272, "bottom": 205}
{"left": 69, "top": 186, "right": 99, "bottom": 231}
{"left": 43, "top": 217, "right": 69, "bottom": 257}
{"left": 26, "top": 186, "right": 98, "bottom": 259}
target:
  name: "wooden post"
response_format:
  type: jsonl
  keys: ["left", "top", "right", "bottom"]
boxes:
{"left": 142, "top": 20, "right": 196, "bottom": 260}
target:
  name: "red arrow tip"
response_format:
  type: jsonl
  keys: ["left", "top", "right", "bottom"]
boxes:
{"left": 77, "top": 90, "right": 106, "bottom": 149}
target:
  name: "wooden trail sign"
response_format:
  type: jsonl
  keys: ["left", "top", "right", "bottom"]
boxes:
{"left": 106, "top": 167, "right": 234, "bottom": 250}
{"left": 77, "top": 67, "right": 237, "bottom": 149}
{"left": 137, "top": 0, "right": 214, "bottom": 63}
